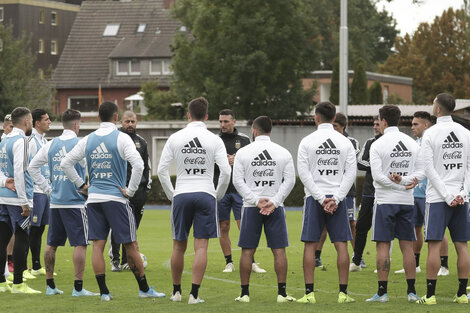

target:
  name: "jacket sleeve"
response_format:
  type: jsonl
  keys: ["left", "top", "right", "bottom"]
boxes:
{"left": 357, "top": 138, "right": 372, "bottom": 171}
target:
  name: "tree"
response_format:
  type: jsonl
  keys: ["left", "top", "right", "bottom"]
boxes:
{"left": 142, "top": 81, "right": 182, "bottom": 120}
{"left": 329, "top": 58, "right": 340, "bottom": 105}
{"left": 170, "top": 0, "right": 318, "bottom": 119}
{"left": 0, "top": 24, "right": 51, "bottom": 117}
{"left": 369, "top": 80, "right": 382, "bottom": 104}
{"left": 380, "top": 8, "right": 470, "bottom": 103}
{"left": 350, "top": 58, "right": 368, "bottom": 104}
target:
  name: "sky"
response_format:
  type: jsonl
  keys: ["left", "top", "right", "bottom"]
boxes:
{"left": 377, "top": 0, "right": 465, "bottom": 35}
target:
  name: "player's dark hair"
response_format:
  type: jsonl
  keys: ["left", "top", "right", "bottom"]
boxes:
{"left": 219, "top": 109, "right": 235, "bottom": 119}
{"left": 99, "top": 101, "right": 118, "bottom": 122}
{"left": 429, "top": 115, "right": 437, "bottom": 125}
{"left": 413, "top": 111, "right": 431, "bottom": 122}
{"left": 334, "top": 112, "right": 347, "bottom": 129}
{"left": 62, "top": 109, "right": 81, "bottom": 128}
{"left": 252, "top": 116, "right": 272, "bottom": 134}
{"left": 373, "top": 115, "right": 379, "bottom": 121}
{"left": 315, "top": 101, "right": 336, "bottom": 122}
{"left": 32, "top": 108, "right": 48, "bottom": 128}
{"left": 11, "top": 107, "right": 31, "bottom": 126}
{"left": 435, "top": 93, "right": 455, "bottom": 114}
{"left": 188, "top": 97, "right": 208, "bottom": 120}
{"left": 379, "top": 105, "right": 401, "bottom": 127}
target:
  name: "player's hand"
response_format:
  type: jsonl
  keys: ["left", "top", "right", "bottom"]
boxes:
{"left": 257, "top": 198, "right": 269, "bottom": 210}
{"left": 390, "top": 173, "right": 402, "bottom": 184}
{"left": 119, "top": 186, "right": 130, "bottom": 198}
{"left": 322, "top": 197, "right": 335, "bottom": 208}
{"left": 260, "top": 202, "right": 275, "bottom": 215}
{"left": 404, "top": 178, "right": 418, "bottom": 190}
{"left": 450, "top": 195, "right": 464, "bottom": 207}
{"left": 227, "top": 154, "right": 235, "bottom": 166}
{"left": 324, "top": 200, "right": 337, "bottom": 214}
{"left": 21, "top": 204, "right": 32, "bottom": 217}
{"left": 5, "top": 178, "right": 15, "bottom": 192}
{"left": 78, "top": 184, "right": 89, "bottom": 196}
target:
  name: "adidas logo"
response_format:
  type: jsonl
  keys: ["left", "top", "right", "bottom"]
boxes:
{"left": 90, "top": 142, "right": 112, "bottom": 159}
{"left": 52, "top": 146, "right": 67, "bottom": 162}
{"left": 181, "top": 137, "right": 206, "bottom": 154}
{"left": 0, "top": 145, "right": 7, "bottom": 159}
{"left": 251, "top": 150, "right": 276, "bottom": 166}
{"left": 442, "top": 131, "right": 463, "bottom": 148}
{"left": 390, "top": 141, "right": 412, "bottom": 157}
{"left": 316, "top": 139, "right": 340, "bottom": 155}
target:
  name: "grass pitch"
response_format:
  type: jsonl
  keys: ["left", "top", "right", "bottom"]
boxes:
{"left": 1, "top": 209, "right": 469, "bottom": 312}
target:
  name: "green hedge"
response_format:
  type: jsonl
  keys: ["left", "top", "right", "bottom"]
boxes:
{"left": 148, "top": 175, "right": 366, "bottom": 207}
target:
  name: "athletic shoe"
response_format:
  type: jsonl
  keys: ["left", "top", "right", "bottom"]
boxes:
{"left": 349, "top": 263, "right": 362, "bottom": 272}
{"left": 416, "top": 295, "right": 436, "bottom": 305}
{"left": 395, "top": 266, "right": 421, "bottom": 274}
{"left": 453, "top": 294, "right": 469, "bottom": 304}
{"left": 11, "top": 283, "right": 41, "bottom": 294}
{"left": 360, "top": 258, "right": 367, "bottom": 268}
{"left": 296, "top": 292, "right": 316, "bottom": 304}
{"left": 277, "top": 295, "right": 296, "bottom": 303}
{"left": 30, "top": 267, "right": 47, "bottom": 276}
{"left": 23, "top": 270, "right": 36, "bottom": 280}
{"left": 408, "top": 293, "right": 420, "bottom": 302}
{"left": 223, "top": 262, "right": 235, "bottom": 273}
{"left": 437, "top": 266, "right": 449, "bottom": 276}
{"left": 188, "top": 294, "right": 205, "bottom": 304}
{"left": 101, "top": 293, "right": 112, "bottom": 301}
{"left": 6, "top": 273, "right": 19, "bottom": 282}
{"left": 72, "top": 288, "right": 100, "bottom": 297}
{"left": 170, "top": 291, "right": 182, "bottom": 302}
{"left": 366, "top": 293, "right": 389, "bottom": 302}
{"left": 0, "top": 282, "right": 12, "bottom": 292}
{"left": 235, "top": 295, "right": 250, "bottom": 303}
{"left": 139, "top": 287, "right": 166, "bottom": 298}
{"left": 121, "top": 263, "right": 130, "bottom": 270}
{"left": 338, "top": 292, "right": 355, "bottom": 303}
{"left": 315, "top": 258, "right": 323, "bottom": 268}
{"left": 252, "top": 263, "right": 266, "bottom": 273}
{"left": 111, "top": 260, "right": 121, "bottom": 272}
{"left": 8, "top": 260, "right": 14, "bottom": 273}
{"left": 46, "top": 286, "right": 64, "bottom": 295}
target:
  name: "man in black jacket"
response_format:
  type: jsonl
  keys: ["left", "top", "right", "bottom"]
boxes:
{"left": 350, "top": 116, "right": 382, "bottom": 272}
{"left": 215, "top": 109, "right": 266, "bottom": 273}
{"left": 110, "top": 111, "right": 151, "bottom": 271}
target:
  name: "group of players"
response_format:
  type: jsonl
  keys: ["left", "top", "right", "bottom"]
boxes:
{"left": 0, "top": 93, "right": 469, "bottom": 306}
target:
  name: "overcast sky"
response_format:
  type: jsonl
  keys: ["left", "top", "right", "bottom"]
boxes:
{"left": 376, "top": 0, "right": 465, "bottom": 35}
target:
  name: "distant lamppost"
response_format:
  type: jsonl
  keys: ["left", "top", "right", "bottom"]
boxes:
{"left": 339, "top": 0, "right": 348, "bottom": 116}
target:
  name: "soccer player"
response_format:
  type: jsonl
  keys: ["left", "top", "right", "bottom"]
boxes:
{"left": 61, "top": 102, "right": 165, "bottom": 301}
{"left": 416, "top": 93, "right": 470, "bottom": 305}
{"left": 28, "top": 109, "right": 51, "bottom": 276}
{"left": 2, "top": 114, "right": 13, "bottom": 140}
{"left": 232, "top": 116, "right": 295, "bottom": 303}
{"left": 297, "top": 101, "right": 357, "bottom": 304}
{"left": 109, "top": 111, "right": 151, "bottom": 272}
{"left": 349, "top": 116, "right": 382, "bottom": 272}
{"left": 158, "top": 97, "right": 231, "bottom": 304}
{"left": 0, "top": 107, "right": 40, "bottom": 293}
{"left": 29, "top": 109, "right": 98, "bottom": 296}
{"left": 216, "top": 109, "right": 265, "bottom": 274}
{"left": 366, "top": 105, "right": 421, "bottom": 303}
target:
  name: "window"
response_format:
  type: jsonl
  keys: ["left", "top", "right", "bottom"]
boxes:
{"left": 39, "top": 9, "right": 45, "bottom": 24}
{"left": 38, "top": 69, "right": 44, "bottom": 80}
{"left": 0, "top": 7, "right": 3, "bottom": 22}
{"left": 150, "top": 59, "right": 172, "bottom": 75}
{"left": 162, "top": 59, "right": 172, "bottom": 74}
{"left": 38, "top": 39, "right": 44, "bottom": 53}
{"left": 0, "top": 39, "right": 3, "bottom": 52}
{"left": 130, "top": 60, "right": 140, "bottom": 75}
{"left": 68, "top": 96, "right": 99, "bottom": 113}
{"left": 116, "top": 60, "right": 141, "bottom": 76}
{"left": 103, "top": 23, "right": 120, "bottom": 36}
{"left": 51, "top": 40, "right": 58, "bottom": 55}
{"left": 51, "top": 11, "right": 57, "bottom": 26}
{"left": 136, "top": 23, "right": 146, "bottom": 33}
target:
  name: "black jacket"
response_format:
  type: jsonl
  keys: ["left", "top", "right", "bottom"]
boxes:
{"left": 213, "top": 128, "right": 251, "bottom": 194}
{"left": 344, "top": 131, "right": 360, "bottom": 197}
{"left": 119, "top": 128, "right": 150, "bottom": 191}
{"left": 358, "top": 134, "right": 382, "bottom": 196}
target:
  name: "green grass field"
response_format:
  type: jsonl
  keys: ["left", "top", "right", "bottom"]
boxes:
{"left": 1, "top": 209, "right": 469, "bottom": 312}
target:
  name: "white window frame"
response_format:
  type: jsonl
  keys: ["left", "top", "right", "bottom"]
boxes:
{"left": 162, "top": 59, "right": 172, "bottom": 75}
{"left": 51, "top": 40, "right": 58, "bottom": 55}
{"left": 136, "top": 23, "right": 146, "bottom": 33}
{"left": 149, "top": 60, "right": 162, "bottom": 75}
{"left": 67, "top": 96, "right": 99, "bottom": 117}
{"left": 0, "top": 7, "right": 3, "bottom": 22}
{"left": 51, "top": 11, "right": 57, "bottom": 26}
{"left": 129, "top": 60, "right": 141, "bottom": 75}
{"left": 150, "top": 59, "right": 172, "bottom": 75}
{"left": 39, "top": 9, "right": 45, "bottom": 24}
{"left": 116, "top": 60, "right": 128, "bottom": 76}
{"left": 38, "top": 39, "right": 44, "bottom": 54}
{"left": 103, "top": 23, "right": 120, "bottom": 36}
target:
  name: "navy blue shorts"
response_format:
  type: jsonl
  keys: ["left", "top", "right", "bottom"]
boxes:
{"left": 218, "top": 193, "right": 243, "bottom": 221}
{"left": 238, "top": 206, "right": 289, "bottom": 249}
{"left": 301, "top": 196, "right": 352, "bottom": 243}
{"left": 424, "top": 202, "right": 470, "bottom": 242}
{"left": 31, "top": 193, "right": 50, "bottom": 227}
{"left": 372, "top": 203, "right": 416, "bottom": 242}
{"left": 0, "top": 204, "right": 30, "bottom": 234}
{"left": 47, "top": 208, "right": 88, "bottom": 247}
{"left": 171, "top": 192, "right": 218, "bottom": 241}
{"left": 413, "top": 198, "right": 426, "bottom": 227}
{"left": 86, "top": 201, "right": 136, "bottom": 244}
{"left": 345, "top": 196, "right": 357, "bottom": 221}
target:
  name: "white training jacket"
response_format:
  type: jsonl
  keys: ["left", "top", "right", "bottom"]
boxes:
{"left": 61, "top": 122, "right": 143, "bottom": 204}
{"left": 370, "top": 126, "right": 423, "bottom": 205}
{"left": 157, "top": 121, "right": 231, "bottom": 201}
{"left": 297, "top": 123, "right": 357, "bottom": 205}
{"left": 233, "top": 135, "right": 295, "bottom": 208}
{"left": 29, "top": 128, "right": 48, "bottom": 194}
{"left": 420, "top": 115, "right": 470, "bottom": 204}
